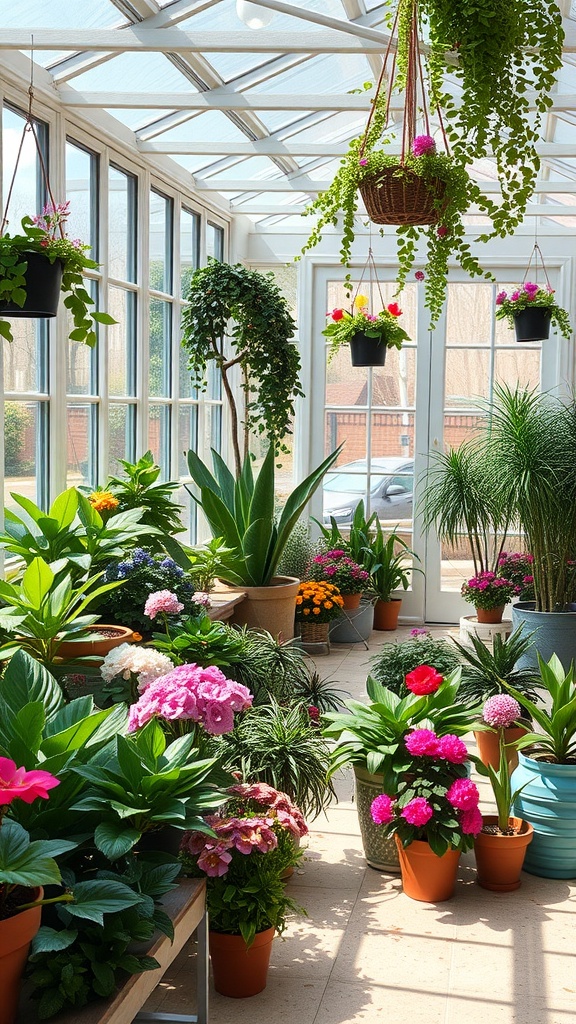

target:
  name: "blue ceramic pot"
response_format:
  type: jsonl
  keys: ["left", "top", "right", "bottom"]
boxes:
{"left": 511, "top": 602, "right": 576, "bottom": 672}
{"left": 511, "top": 752, "right": 576, "bottom": 878}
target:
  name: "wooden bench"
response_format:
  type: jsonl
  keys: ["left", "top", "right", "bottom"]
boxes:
{"left": 19, "top": 878, "right": 208, "bottom": 1024}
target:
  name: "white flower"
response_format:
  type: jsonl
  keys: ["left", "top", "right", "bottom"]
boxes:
{"left": 100, "top": 643, "right": 174, "bottom": 691}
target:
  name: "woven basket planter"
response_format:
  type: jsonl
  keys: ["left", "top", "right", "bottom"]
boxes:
{"left": 360, "top": 167, "right": 446, "bottom": 226}
{"left": 299, "top": 620, "right": 330, "bottom": 644}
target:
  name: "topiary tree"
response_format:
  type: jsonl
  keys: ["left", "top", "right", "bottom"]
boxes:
{"left": 181, "top": 259, "right": 303, "bottom": 476}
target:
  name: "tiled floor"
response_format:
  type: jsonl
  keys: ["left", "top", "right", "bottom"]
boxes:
{"left": 143, "top": 627, "right": 576, "bottom": 1024}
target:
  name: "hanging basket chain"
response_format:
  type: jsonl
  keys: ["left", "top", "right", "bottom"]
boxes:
{"left": 521, "top": 243, "right": 552, "bottom": 291}
{"left": 352, "top": 247, "right": 387, "bottom": 314}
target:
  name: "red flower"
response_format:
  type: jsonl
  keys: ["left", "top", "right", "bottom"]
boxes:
{"left": 405, "top": 665, "right": 443, "bottom": 695}
{"left": 437, "top": 225, "right": 449, "bottom": 238}
{"left": 387, "top": 302, "right": 402, "bottom": 317}
{"left": 0, "top": 757, "right": 59, "bottom": 805}
{"left": 330, "top": 308, "right": 345, "bottom": 321}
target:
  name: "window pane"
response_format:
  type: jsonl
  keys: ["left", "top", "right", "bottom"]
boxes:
{"left": 204, "top": 404, "right": 222, "bottom": 454}
{"left": 108, "top": 403, "right": 135, "bottom": 473}
{"left": 149, "top": 298, "right": 172, "bottom": 397}
{"left": 108, "top": 288, "right": 136, "bottom": 396}
{"left": 148, "top": 404, "right": 171, "bottom": 474}
{"left": 179, "top": 344, "right": 198, "bottom": 399}
{"left": 181, "top": 208, "right": 200, "bottom": 298}
{"left": 3, "top": 319, "right": 46, "bottom": 393}
{"left": 2, "top": 106, "right": 47, "bottom": 223}
{"left": 67, "top": 404, "right": 97, "bottom": 487}
{"left": 207, "top": 361, "right": 222, "bottom": 401}
{"left": 150, "top": 190, "right": 172, "bottom": 293}
{"left": 66, "top": 141, "right": 97, "bottom": 255}
{"left": 109, "top": 166, "right": 137, "bottom": 282}
{"left": 179, "top": 405, "right": 198, "bottom": 476}
{"left": 4, "top": 402, "right": 48, "bottom": 511}
{"left": 446, "top": 284, "right": 494, "bottom": 345}
{"left": 444, "top": 349, "right": 491, "bottom": 408}
{"left": 206, "top": 222, "right": 224, "bottom": 261}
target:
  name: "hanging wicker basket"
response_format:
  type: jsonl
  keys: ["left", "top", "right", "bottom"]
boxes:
{"left": 360, "top": 166, "right": 447, "bottom": 227}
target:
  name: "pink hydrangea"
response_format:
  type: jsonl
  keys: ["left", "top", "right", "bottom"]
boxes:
{"left": 405, "top": 665, "right": 443, "bottom": 695}
{"left": 482, "top": 694, "right": 521, "bottom": 729}
{"left": 127, "top": 663, "right": 252, "bottom": 735}
{"left": 371, "top": 793, "right": 395, "bottom": 825}
{"left": 460, "top": 806, "right": 484, "bottom": 836}
{"left": 405, "top": 728, "right": 440, "bottom": 758}
{"left": 437, "top": 734, "right": 468, "bottom": 764}
{"left": 144, "top": 590, "right": 184, "bottom": 619}
{"left": 225, "top": 782, "right": 308, "bottom": 838}
{"left": 446, "top": 778, "right": 480, "bottom": 811}
{"left": 412, "top": 134, "right": 436, "bottom": 157}
{"left": 401, "top": 797, "right": 434, "bottom": 827}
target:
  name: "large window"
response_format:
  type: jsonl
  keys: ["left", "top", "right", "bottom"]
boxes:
{"left": 108, "top": 165, "right": 137, "bottom": 473}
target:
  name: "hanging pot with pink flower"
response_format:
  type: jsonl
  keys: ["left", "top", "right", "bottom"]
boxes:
{"left": 495, "top": 246, "right": 572, "bottom": 343}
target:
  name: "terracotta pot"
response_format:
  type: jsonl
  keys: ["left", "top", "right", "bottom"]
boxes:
{"left": 0, "top": 887, "right": 42, "bottom": 1024}
{"left": 395, "top": 836, "right": 460, "bottom": 902}
{"left": 57, "top": 624, "right": 134, "bottom": 660}
{"left": 474, "top": 816, "right": 533, "bottom": 891}
{"left": 209, "top": 926, "right": 274, "bottom": 997}
{"left": 341, "top": 592, "right": 362, "bottom": 610}
{"left": 474, "top": 724, "right": 529, "bottom": 773}
{"left": 230, "top": 576, "right": 300, "bottom": 641}
{"left": 475, "top": 606, "right": 505, "bottom": 624}
{"left": 373, "top": 598, "right": 402, "bottom": 631}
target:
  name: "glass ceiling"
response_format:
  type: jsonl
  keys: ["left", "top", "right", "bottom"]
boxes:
{"left": 2, "top": 0, "right": 576, "bottom": 226}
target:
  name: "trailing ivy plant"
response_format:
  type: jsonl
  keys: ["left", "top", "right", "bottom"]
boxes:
{"left": 422, "top": 0, "right": 564, "bottom": 239}
{"left": 181, "top": 259, "right": 302, "bottom": 475}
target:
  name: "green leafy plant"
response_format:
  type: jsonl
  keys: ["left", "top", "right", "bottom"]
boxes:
{"left": 96, "top": 451, "right": 186, "bottom": 547}
{"left": 495, "top": 282, "right": 572, "bottom": 340}
{"left": 186, "top": 537, "right": 238, "bottom": 592}
{"left": 181, "top": 259, "right": 302, "bottom": 475}
{"left": 370, "top": 631, "right": 460, "bottom": 697}
{"left": 322, "top": 299, "right": 410, "bottom": 360}
{"left": 472, "top": 735, "right": 529, "bottom": 832}
{"left": 362, "top": 521, "right": 421, "bottom": 602}
{"left": 291, "top": 667, "right": 349, "bottom": 714}
{"left": 186, "top": 443, "right": 342, "bottom": 587}
{"left": 314, "top": 500, "right": 377, "bottom": 569}
{"left": 0, "top": 557, "right": 121, "bottom": 666}
{"left": 509, "top": 654, "right": 576, "bottom": 764}
{"left": 452, "top": 629, "right": 541, "bottom": 708}
{"left": 97, "top": 548, "right": 198, "bottom": 632}
{"left": 0, "top": 205, "right": 115, "bottom": 346}
{"left": 276, "top": 519, "right": 316, "bottom": 581}
{"left": 484, "top": 384, "right": 576, "bottom": 611}
{"left": 150, "top": 614, "right": 246, "bottom": 668}
{"left": 223, "top": 698, "right": 335, "bottom": 819}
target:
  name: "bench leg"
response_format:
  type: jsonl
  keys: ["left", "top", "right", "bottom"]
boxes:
{"left": 135, "top": 908, "right": 209, "bottom": 1024}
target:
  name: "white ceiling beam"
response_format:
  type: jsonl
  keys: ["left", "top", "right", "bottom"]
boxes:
{"left": 231, "top": 203, "right": 576, "bottom": 217}
{"left": 57, "top": 89, "right": 576, "bottom": 111}
{"left": 0, "top": 28, "right": 395, "bottom": 52}
{"left": 193, "top": 178, "right": 576, "bottom": 192}
{"left": 139, "top": 140, "right": 576, "bottom": 158}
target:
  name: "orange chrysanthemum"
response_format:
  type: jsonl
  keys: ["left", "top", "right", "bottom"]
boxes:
{"left": 89, "top": 490, "right": 119, "bottom": 512}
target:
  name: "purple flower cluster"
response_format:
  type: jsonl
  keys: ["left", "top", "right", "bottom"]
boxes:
{"left": 307, "top": 549, "right": 369, "bottom": 595}
{"left": 127, "top": 663, "right": 252, "bottom": 735}
{"left": 461, "top": 571, "right": 517, "bottom": 611}
{"left": 496, "top": 552, "right": 535, "bottom": 601}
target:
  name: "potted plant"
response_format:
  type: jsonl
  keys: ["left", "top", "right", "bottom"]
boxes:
{"left": 495, "top": 282, "right": 572, "bottom": 342}
{"left": 509, "top": 654, "right": 576, "bottom": 878}
{"left": 322, "top": 294, "right": 410, "bottom": 366}
{"left": 485, "top": 385, "right": 576, "bottom": 668}
{"left": 305, "top": 549, "right": 369, "bottom": 610}
{"left": 181, "top": 259, "right": 301, "bottom": 476}
{"left": 369, "top": 629, "right": 460, "bottom": 696}
{"left": 97, "top": 548, "right": 199, "bottom": 634}
{"left": 295, "top": 580, "right": 344, "bottom": 645}
{"left": 179, "top": 783, "right": 305, "bottom": 997}
{"left": 0, "top": 203, "right": 115, "bottom": 346}
{"left": 186, "top": 444, "right": 342, "bottom": 641}
{"left": 369, "top": 727, "right": 481, "bottom": 901}
{"left": 363, "top": 521, "right": 421, "bottom": 630}
{"left": 323, "top": 666, "right": 478, "bottom": 871}
{"left": 460, "top": 570, "right": 518, "bottom": 624}
{"left": 496, "top": 551, "right": 535, "bottom": 603}
{"left": 472, "top": 700, "right": 534, "bottom": 892}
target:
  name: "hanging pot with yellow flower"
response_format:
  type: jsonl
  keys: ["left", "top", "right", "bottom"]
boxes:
{"left": 322, "top": 293, "right": 411, "bottom": 367}
{"left": 295, "top": 581, "right": 344, "bottom": 644}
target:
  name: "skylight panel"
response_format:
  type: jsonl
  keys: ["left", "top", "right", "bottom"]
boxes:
{"left": 6, "top": 0, "right": 122, "bottom": 28}
{"left": 71, "top": 52, "right": 198, "bottom": 93}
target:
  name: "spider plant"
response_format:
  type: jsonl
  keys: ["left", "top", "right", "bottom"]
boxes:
{"left": 451, "top": 628, "right": 541, "bottom": 709}
{"left": 232, "top": 629, "right": 311, "bottom": 707}
{"left": 292, "top": 668, "right": 349, "bottom": 714}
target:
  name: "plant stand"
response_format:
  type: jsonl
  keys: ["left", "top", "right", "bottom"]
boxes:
{"left": 459, "top": 615, "right": 512, "bottom": 650}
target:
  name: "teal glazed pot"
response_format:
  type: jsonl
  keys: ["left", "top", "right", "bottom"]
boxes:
{"left": 511, "top": 602, "right": 576, "bottom": 672}
{"left": 511, "top": 753, "right": 576, "bottom": 878}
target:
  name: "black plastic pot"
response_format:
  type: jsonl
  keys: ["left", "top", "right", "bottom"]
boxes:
{"left": 513, "top": 307, "right": 551, "bottom": 343}
{"left": 0, "top": 251, "right": 63, "bottom": 318}
{"left": 349, "top": 331, "right": 387, "bottom": 367}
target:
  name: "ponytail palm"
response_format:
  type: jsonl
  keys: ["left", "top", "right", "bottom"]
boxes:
{"left": 419, "top": 438, "right": 510, "bottom": 575}
{"left": 485, "top": 384, "right": 576, "bottom": 612}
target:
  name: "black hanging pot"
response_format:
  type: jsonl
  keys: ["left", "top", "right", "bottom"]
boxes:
{"left": 349, "top": 331, "right": 387, "bottom": 367}
{"left": 513, "top": 306, "right": 551, "bottom": 343}
{"left": 0, "top": 251, "right": 63, "bottom": 318}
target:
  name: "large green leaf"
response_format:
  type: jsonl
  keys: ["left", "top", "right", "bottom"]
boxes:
{"left": 210, "top": 449, "right": 237, "bottom": 514}
{"left": 48, "top": 488, "right": 79, "bottom": 529}
{"left": 21, "top": 557, "right": 55, "bottom": 606}
{"left": 94, "top": 821, "right": 141, "bottom": 860}
{"left": 66, "top": 879, "right": 142, "bottom": 925}
{"left": 186, "top": 448, "right": 224, "bottom": 497}
{"left": 0, "top": 650, "right": 64, "bottom": 718}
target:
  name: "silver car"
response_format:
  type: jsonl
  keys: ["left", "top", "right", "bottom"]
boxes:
{"left": 323, "top": 457, "right": 414, "bottom": 525}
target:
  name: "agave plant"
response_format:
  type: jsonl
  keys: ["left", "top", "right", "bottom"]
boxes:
{"left": 451, "top": 628, "right": 542, "bottom": 709}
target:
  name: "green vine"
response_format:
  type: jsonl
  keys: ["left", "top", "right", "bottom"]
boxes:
{"left": 181, "top": 259, "right": 303, "bottom": 475}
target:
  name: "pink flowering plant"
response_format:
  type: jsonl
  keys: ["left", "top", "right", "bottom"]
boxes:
{"left": 179, "top": 782, "right": 305, "bottom": 946}
{"left": 497, "top": 551, "right": 535, "bottom": 602}
{"left": 307, "top": 549, "right": 370, "bottom": 596}
{"left": 495, "top": 282, "right": 571, "bottom": 340}
{"left": 0, "top": 202, "right": 116, "bottom": 346}
{"left": 370, "top": 727, "right": 482, "bottom": 855}
{"left": 324, "top": 666, "right": 479, "bottom": 793}
{"left": 322, "top": 294, "right": 411, "bottom": 360}
{"left": 127, "top": 662, "right": 253, "bottom": 742}
{"left": 461, "top": 571, "right": 517, "bottom": 611}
